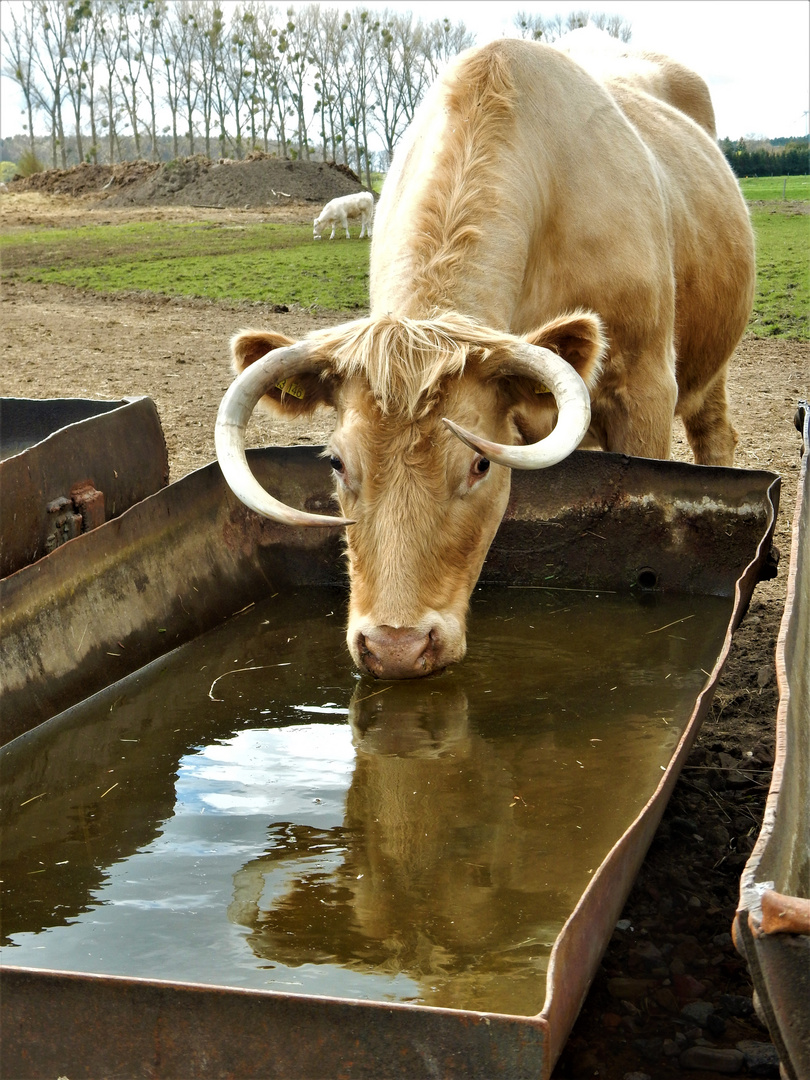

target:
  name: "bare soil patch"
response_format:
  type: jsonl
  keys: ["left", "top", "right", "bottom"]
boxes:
{"left": 1, "top": 181, "right": 808, "bottom": 1080}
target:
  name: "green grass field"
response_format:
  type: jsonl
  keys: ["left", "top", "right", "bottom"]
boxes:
{"left": 738, "top": 175, "right": 810, "bottom": 201}
{"left": 748, "top": 205, "right": 809, "bottom": 338}
{"left": 1, "top": 175, "right": 807, "bottom": 337}
{"left": 0, "top": 220, "right": 371, "bottom": 310}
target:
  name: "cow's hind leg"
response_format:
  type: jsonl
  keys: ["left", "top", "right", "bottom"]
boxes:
{"left": 679, "top": 367, "right": 738, "bottom": 466}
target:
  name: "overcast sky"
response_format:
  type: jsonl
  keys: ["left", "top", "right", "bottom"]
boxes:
{"left": 1, "top": 0, "right": 808, "bottom": 142}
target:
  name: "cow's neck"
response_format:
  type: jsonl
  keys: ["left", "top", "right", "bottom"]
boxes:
{"left": 369, "top": 52, "right": 538, "bottom": 333}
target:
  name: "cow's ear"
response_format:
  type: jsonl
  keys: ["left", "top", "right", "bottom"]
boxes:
{"left": 523, "top": 311, "right": 606, "bottom": 390}
{"left": 230, "top": 330, "right": 335, "bottom": 416}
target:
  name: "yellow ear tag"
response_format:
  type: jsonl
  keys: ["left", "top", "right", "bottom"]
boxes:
{"left": 275, "top": 377, "right": 305, "bottom": 400}
{"left": 534, "top": 383, "right": 551, "bottom": 396}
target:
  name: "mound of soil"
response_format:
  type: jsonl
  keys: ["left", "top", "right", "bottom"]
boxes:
{"left": 10, "top": 159, "right": 161, "bottom": 198}
{"left": 9, "top": 154, "right": 367, "bottom": 210}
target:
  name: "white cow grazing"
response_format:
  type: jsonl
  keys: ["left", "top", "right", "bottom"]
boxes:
{"left": 313, "top": 191, "right": 374, "bottom": 240}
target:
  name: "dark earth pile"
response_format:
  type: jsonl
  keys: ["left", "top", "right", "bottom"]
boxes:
{"left": 8, "top": 153, "right": 367, "bottom": 209}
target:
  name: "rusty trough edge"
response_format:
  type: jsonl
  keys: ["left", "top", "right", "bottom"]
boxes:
{"left": 734, "top": 402, "right": 810, "bottom": 1080}
{"left": 0, "top": 965, "right": 550, "bottom": 1080}
{"left": 0, "top": 396, "right": 169, "bottom": 579}
{"left": 538, "top": 470, "right": 782, "bottom": 1072}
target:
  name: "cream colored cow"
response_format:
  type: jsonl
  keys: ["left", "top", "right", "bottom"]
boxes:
{"left": 217, "top": 38, "right": 754, "bottom": 680}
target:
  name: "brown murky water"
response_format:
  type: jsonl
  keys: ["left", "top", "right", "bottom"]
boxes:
{"left": 0, "top": 585, "right": 732, "bottom": 1016}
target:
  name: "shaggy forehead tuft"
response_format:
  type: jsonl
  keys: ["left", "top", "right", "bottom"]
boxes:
{"left": 307, "top": 312, "right": 517, "bottom": 418}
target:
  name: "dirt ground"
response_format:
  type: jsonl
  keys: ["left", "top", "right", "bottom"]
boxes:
{"left": 1, "top": 176, "right": 808, "bottom": 1079}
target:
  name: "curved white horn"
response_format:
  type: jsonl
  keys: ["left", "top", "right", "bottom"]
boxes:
{"left": 443, "top": 342, "right": 591, "bottom": 470}
{"left": 215, "top": 341, "right": 352, "bottom": 527}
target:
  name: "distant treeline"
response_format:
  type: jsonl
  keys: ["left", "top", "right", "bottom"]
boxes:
{"left": 0, "top": 131, "right": 271, "bottom": 168}
{"left": 2, "top": 0, "right": 805, "bottom": 185}
{"left": 720, "top": 137, "right": 810, "bottom": 178}
{"left": 5, "top": 132, "right": 808, "bottom": 185}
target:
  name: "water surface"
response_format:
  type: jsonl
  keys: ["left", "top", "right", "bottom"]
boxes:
{"left": 1, "top": 585, "right": 732, "bottom": 1015}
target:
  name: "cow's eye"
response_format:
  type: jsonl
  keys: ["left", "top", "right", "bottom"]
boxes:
{"left": 467, "top": 455, "right": 490, "bottom": 490}
{"left": 329, "top": 454, "right": 345, "bottom": 474}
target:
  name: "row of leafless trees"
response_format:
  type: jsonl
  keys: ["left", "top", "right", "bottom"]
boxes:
{"left": 1, "top": 3, "right": 630, "bottom": 184}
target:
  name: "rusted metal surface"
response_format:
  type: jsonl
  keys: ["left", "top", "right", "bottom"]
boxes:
{"left": 734, "top": 402, "right": 810, "bottom": 1080}
{"left": 0, "top": 967, "right": 548, "bottom": 1080}
{"left": 0, "top": 447, "right": 345, "bottom": 743}
{"left": 0, "top": 445, "right": 781, "bottom": 1079}
{"left": 0, "top": 396, "right": 168, "bottom": 579}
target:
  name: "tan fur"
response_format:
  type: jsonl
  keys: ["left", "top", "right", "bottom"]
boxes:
{"left": 403, "top": 49, "right": 517, "bottom": 311}
{"left": 371, "top": 38, "right": 753, "bottom": 464}
{"left": 229, "top": 37, "right": 754, "bottom": 677}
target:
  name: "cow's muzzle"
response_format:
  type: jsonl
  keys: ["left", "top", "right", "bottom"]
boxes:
{"left": 357, "top": 626, "right": 446, "bottom": 680}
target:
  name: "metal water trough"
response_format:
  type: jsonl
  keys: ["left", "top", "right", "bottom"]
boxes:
{"left": 1, "top": 444, "right": 781, "bottom": 1079}
{"left": 734, "top": 402, "right": 810, "bottom": 1080}
{"left": 0, "top": 396, "right": 168, "bottom": 579}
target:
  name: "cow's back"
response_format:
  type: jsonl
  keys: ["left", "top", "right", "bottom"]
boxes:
{"left": 554, "top": 28, "right": 717, "bottom": 136}
{"left": 371, "top": 37, "right": 753, "bottom": 461}
{"left": 372, "top": 39, "right": 679, "bottom": 341}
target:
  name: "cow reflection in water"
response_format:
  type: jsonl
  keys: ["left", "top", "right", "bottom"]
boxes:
{"left": 228, "top": 685, "right": 579, "bottom": 1015}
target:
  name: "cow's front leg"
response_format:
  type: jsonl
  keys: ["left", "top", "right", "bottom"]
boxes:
{"left": 591, "top": 361, "right": 678, "bottom": 460}
{"left": 678, "top": 368, "right": 738, "bottom": 466}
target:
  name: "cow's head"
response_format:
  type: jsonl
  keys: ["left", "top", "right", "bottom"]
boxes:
{"left": 216, "top": 312, "right": 604, "bottom": 679}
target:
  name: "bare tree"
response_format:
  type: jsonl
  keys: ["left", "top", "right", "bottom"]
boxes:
{"left": 370, "top": 10, "right": 415, "bottom": 162}
{"left": 223, "top": 5, "right": 256, "bottom": 157}
{"left": 81, "top": 1, "right": 103, "bottom": 160}
{"left": 97, "top": 0, "right": 126, "bottom": 163}
{"left": 1, "top": 1, "right": 40, "bottom": 155}
{"left": 588, "top": 12, "right": 632, "bottom": 42}
{"left": 343, "top": 7, "right": 378, "bottom": 185}
{"left": 61, "top": 0, "right": 105, "bottom": 162}
{"left": 280, "top": 4, "right": 316, "bottom": 160}
{"left": 193, "top": 1, "right": 229, "bottom": 158}
{"left": 170, "top": 0, "right": 202, "bottom": 156}
{"left": 422, "top": 16, "right": 473, "bottom": 82}
{"left": 154, "top": 0, "right": 183, "bottom": 157}
{"left": 235, "top": 1, "right": 272, "bottom": 153}
{"left": 514, "top": 9, "right": 631, "bottom": 42}
{"left": 387, "top": 11, "right": 431, "bottom": 129}
{"left": 32, "top": 0, "right": 71, "bottom": 167}
{"left": 115, "top": 0, "right": 150, "bottom": 157}
{"left": 1, "top": 0, "right": 479, "bottom": 169}
{"left": 308, "top": 4, "right": 347, "bottom": 162}
{"left": 138, "top": 0, "right": 166, "bottom": 160}
{"left": 324, "top": 8, "right": 353, "bottom": 164}
{"left": 253, "top": 3, "right": 291, "bottom": 156}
